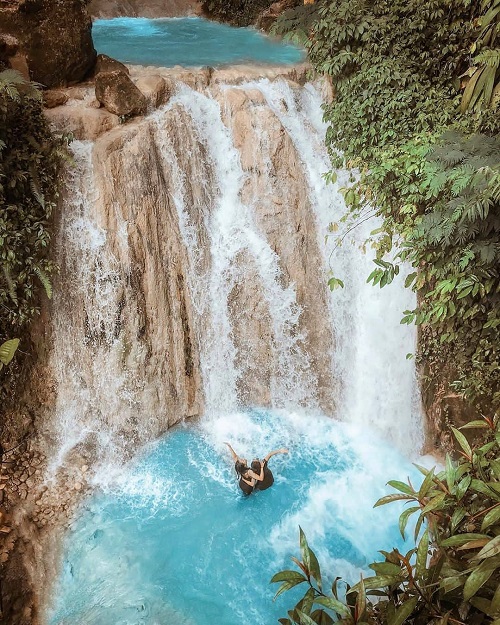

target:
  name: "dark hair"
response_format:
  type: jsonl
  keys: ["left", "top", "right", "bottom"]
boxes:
{"left": 235, "top": 461, "right": 248, "bottom": 476}
{"left": 251, "top": 459, "right": 261, "bottom": 472}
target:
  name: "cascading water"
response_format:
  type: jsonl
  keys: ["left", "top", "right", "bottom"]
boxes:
{"left": 152, "top": 86, "right": 318, "bottom": 413}
{"left": 43, "top": 58, "right": 426, "bottom": 625}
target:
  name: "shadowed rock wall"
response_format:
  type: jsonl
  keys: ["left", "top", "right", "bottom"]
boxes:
{"left": 88, "top": 0, "right": 202, "bottom": 18}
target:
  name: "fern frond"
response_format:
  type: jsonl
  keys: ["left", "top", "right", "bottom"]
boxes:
{"left": 29, "top": 167, "right": 45, "bottom": 209}
{"left": 33, "top": 265, "right": 52, "bottom": 299}
{"left": 2, "top": 265, "right": 18, "bottom": 304}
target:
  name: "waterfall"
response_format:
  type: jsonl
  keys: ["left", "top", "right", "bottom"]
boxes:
{"left": 42, "top": 66, "right": 428, "bottom": 625}
{"left": 45, "top": 71, "right": 424, "bottom": 484}
{"left": 249, "top": 79, "right": 424, "bottom": 453}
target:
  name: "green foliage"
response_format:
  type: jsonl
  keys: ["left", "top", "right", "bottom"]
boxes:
{"left": 461, "top": 0, "right": 500, "bottom": 112}
{"left": 374, "top": 131, "right": 500, "bottom": 409}
{"left": 272, "top": 420, "right": 500, "bottom": 624}
{"left": 0, "top": 338, "right": 19, "bottom": 370}
{"left": 274, "top": 0, "right": 500, "bottom": 412}
{"left": 0, "top": 69, "right": 63, "bottom": 340}
{"left": 271, "top": 3, "right": 321, "bottom": 46}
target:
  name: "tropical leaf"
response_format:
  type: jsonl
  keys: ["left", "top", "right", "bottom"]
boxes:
{"left": 0, "top": 338, "right": 20, "bottom": 366}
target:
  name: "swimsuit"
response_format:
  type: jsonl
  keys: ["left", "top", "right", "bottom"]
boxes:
{"left": 254, "top": 460, "right": 274, "bottom": 491}
{"left": 235, "top": 462, "right": 254, "bottom": 495}
{"left": 238, "top": 476, "right": 254, "bottom": 495}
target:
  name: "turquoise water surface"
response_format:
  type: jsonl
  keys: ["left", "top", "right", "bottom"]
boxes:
{"left": 91, "top": 17, "right": 305, "bottom": 68}
{"left": 48, "top": 410, "right": 418, "bottom": 625}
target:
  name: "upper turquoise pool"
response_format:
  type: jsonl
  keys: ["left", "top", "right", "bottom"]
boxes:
{"left": 92, "top": 17, "right": 305, "bottom": 68}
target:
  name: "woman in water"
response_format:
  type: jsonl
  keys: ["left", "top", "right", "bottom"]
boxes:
{"left": 251, "top": 447, "right": 288, "bottom": 491}
{"left": 224, "top": 443, "right": 288, "bottom": 495}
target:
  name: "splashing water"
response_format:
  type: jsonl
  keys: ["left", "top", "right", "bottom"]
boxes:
{"left": 47, "top": 410, "right": 420, "bottom": 625}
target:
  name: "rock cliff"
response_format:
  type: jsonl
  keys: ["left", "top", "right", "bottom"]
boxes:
{"left": 88, "top": 0, "right": 202, "bottom": 18}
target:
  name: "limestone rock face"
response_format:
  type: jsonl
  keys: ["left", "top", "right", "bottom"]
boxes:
{"left": 42, "top": 90, "right": 69, "bottom": 109}
{"left": 0, "top": 0, "right": 96, "bottom": 87}
{"left": 95, "top": 70, "right": 147, "bottom": 116}
{"left": 134, "top": 74, "right": 170, "bottom": 109}
{"left": 88, "top": 0, "right": 202, "bottom": 18}
{"left": 35, "top": 66, "right": 336, "bottom": 473}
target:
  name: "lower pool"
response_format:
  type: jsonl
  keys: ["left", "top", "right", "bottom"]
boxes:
{"left": 47, "top": 410, "right": 419, "bottom": 625}
{"left": 91, "top": 17, "right": 305, "bottom": 68}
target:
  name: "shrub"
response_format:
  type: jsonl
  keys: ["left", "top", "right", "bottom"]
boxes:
{"left": 272, "top": 419, "right": 500, "bottom": 624}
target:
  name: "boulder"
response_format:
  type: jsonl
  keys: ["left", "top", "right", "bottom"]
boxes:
{"left": 0, "top": 0, "right": 96, "bottom": 87}
{"left": 95, "top": 54, "right": 129, "bottom": 76}
{"left": 134, "top": 74, "right": 171, "bottom": 109}
{"left": 95, "top": 70, "right": 147, "bottom": 117}
{"left": 43, "top": 90, "right": 69, "bottom": 109}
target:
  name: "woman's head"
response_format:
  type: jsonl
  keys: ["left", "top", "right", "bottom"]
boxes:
{"left": 251, "top": 459, "right": 261, "bottom": 472}
{"left": 235, "top": 460, "right": 248, "bottom": 475}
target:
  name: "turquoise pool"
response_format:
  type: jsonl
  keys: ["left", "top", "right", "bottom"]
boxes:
{"left": 92, "top": 17, "right": 305, "bottom": 68}
{"left": 47, "top": 410, "right": 418, "bottom": 625}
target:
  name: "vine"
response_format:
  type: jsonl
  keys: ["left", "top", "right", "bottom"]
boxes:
{"left": 0, "top": 69, "right": 64, "bottom": 341}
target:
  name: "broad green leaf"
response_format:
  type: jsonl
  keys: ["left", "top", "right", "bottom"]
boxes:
{"left": 463, "top": 558, "right": 496, "bottom": 600}
{"left": 460, "top": 420, "right": 490, "bottom": 430}
{"left": 416, "top": 530, "right": 429, "bottom": 579}
{"left": 482, "top": 504, "right": 500, "bottom": 531}
{"left": 445, "top": 454, "right": 456, "bottom": 492}
{"left": 422, "top": 492, "right": 446, "bottom": 514}
{"left": 440, "top": 575, "right": 464, "bottom": 594}
{"left": 471, "top": 479, "right": 500, "bottom": 502}
{"left": 475, "top": 535, "right": 500, "bottom": 560}
{"left": 491, "top": 582, "right": 500, "bottom": 615}
{"left": 414, "top": 512, "right": 425, "bottom": 542}
{"left": 314, "top": 596, "right": 351, "bottom": 619}
{"left": 413, "top": 464, "right": 430, "bottom": 477}
{"left": 418, "top": 468, "right": 435, "bottom": 499}
{"left": 298, "top": 588, "right": 316, "bottom": 616}
{"left": 457, "top": 538, "right": 490, "bottom": 551}
{"left": 310, "top": 609, "right": 334, "bottom": 625}
{"left": 0, "top": 338, "right": 20, "bottom": 366}
{"left": 274, "top": 578, "right": 308, "bottom": 600}
{"left": 296, "top": 609, "right": 318, "bottom": 625}
{"left": 331, "top": 576, "right": 341, "bottom": 599}
{"left": 388, "top": 596, "right": 418, "bottom": 625}
{"left": 271, "top": 570, "right": 308, "bottom": 584}
{"left": 398, "top": 506, "right": 420, "bottom": 540}
{"left": 451, "top": 507, "right": 466, "bottom": 532}
{"left": 374, "top": 494, "right": 414, "bottom": 508}
{"left": 440, "top": 533, "right": 490, "bottom": 547}
{"left": 387, "top": 480, "right": 415, "bottom": 495}
{"left": 355, "top": 577, "right": 366, "bottom": 621}
{"left": 470, "top": 596, "right": 495, "bottom": 617}
{"left": 454, "top": 476, "right": 472, "bottom": 501}
{"left": 349, "top": 575, "right": 403, "bottom": 593}
{"left": 299, "top": 527, "right": 311, "bottom": 575}
{"left": 451, "top": 427, "right": 472, "bottom": 459}
{"left": 369, "top": 562, "right": 403, "bottom": 576}
{"left": 308, "top": 546, "right": 322, "bottom": 592}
